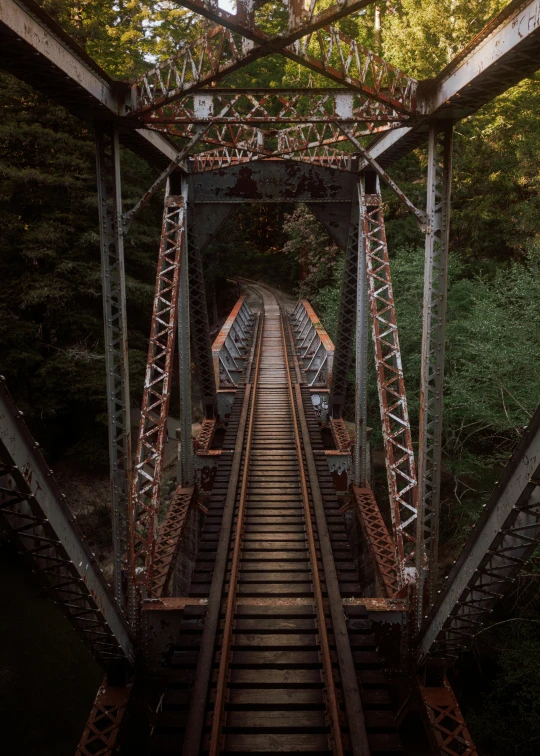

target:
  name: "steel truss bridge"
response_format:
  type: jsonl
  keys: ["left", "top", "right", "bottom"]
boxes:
{"left": 1, "top": 0, "right": 540, "bottom": 753}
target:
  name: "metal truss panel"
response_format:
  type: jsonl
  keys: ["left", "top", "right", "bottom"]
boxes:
{"left": 132, "top": 14, "right": 417, "bottom": 116}
{"left": 330, "top": 194, "right": 360, "bottom": 416}
{"left": 353, "top": 485, "right": 399, "bottom": 598}
{"left": 361, "top": 185, "right": 418, "bottom": 581}
{"left": 190, "top": 145, "right": 355, "bottom": 172}
{"left": 76, "top": 677, "right": 132, "bottom": 756}
{"left": 147, "top": 119, "right": 398, "bottom": 163}
{"left": 190, "top": 160, "right": 357, "bottom": 203}
{"left": 145, "top": 88, "right": 404, "bottom": 125}
{"left": 291, "top": 300, "right": 334, "bottom": 389}
{"left": 418, "top": 404, "right": 540, "bottom": 662}
{"left": 0, "top": 379, "right": 133, "bottom": 665}
{"left": 212, "top": 296, "right": 255, "bottom": 388}
{"left": 283, "top": 27, "right": 417, "bottom": 114}
{"left": 130, "top": 193, "right": 186, "bottom": 590}
{"left": 96, "top": 124, "right": 131, "bottom": 606}
{"left": 418, "top": 676, "right": 478, "bottom": 756}
{"left": 416, "top": 124, "right": 453, "bottom": 622}
{"left": 150, "top": 486, "right": 196, "bottom": 597}
{"left": 192, "top": 203, "right": 238, "bottom": 251}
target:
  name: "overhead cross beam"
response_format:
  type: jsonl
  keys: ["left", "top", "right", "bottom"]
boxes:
{"left": 143, "top": 88, "right": 405, "bottom": 124}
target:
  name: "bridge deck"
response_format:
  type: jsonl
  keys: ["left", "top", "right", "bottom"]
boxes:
{"left": 148, "top": 284, "right": 402, "bottom": 755}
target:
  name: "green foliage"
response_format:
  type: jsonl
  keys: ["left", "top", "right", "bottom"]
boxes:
{"left": 0, "top": 72, "right": 161, "bottom": 465}
{"left": 282, "top": 205, "right": 342, "bottom": 302}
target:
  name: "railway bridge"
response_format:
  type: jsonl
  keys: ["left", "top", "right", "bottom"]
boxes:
{"left": 1, "top": 0, "right": 540, "bottom": 754}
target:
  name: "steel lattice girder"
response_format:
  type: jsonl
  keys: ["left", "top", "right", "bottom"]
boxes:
{"left": 130, "top": 193, "right": 187, "bottom": 590}
{"left": 75, "top": 677, "right": 132, "bottom": 756}
{"left": 131, "top": 17, "right": 417, "bottom": 116}
{"left": 143, "top": 88, "right": 405, "bottom": 124}
{"left": 147, "top": 119, "right": 399, "bottom": 163}
{"left": 330, "top": 195, "right": 359, "bottom": 416}
{"left": 3, "top": 0, "right": 540, "bottom": 175}
{"left": 190, "top": 144, "right": 356, "bottom": 172}
{"left": 415, "top": 123, "right": 453, "bottom": 625}
{"left": 0, "top": 379, "right": 134, "bottom": 665}
{"left": 95, "top": 124, "right": 132, "bottom": 606}
{"left": 361, "top": 183, "right": 418, "bottom": 580}
{"left": 418, "top": 675, "right": 478, "bottom": 756}
{"left": 417, "top": 404, "right": 540, "bottom": 663}
{"left": 186, "top": 185, "right": 219, "bottom": 415}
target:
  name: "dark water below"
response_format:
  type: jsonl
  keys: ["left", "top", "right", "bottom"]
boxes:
{"left": 0, "top": 543, "right": 102, "bottom": 755}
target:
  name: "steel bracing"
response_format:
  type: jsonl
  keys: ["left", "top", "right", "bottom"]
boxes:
{"left": 0, "top": 379, "right": 134, "bottom": 665}
{"left": 361, "top": 181, "right": 418, "bottom": 581}
{"left": 329, "top": 198, "right": 360, "bottom": 417}
{"left": 418, "top": 404, "right": 540, "bottom": 663}
{"left": 130, "top": 190, "right": 187, "bottom": 593}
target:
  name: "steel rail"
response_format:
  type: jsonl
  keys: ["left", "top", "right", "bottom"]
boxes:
{"left": 280, "top": 295, "right": 371, "bottom": 755}
{"left": 181, "top": 330, "right": 260, "bottom": 756}
{"left": 208, "top": 305, "right": 265, "bottom": 755}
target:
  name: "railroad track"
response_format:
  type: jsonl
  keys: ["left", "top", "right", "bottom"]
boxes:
{"left": 151, "top": 283, "right": 402, "bottom": 755}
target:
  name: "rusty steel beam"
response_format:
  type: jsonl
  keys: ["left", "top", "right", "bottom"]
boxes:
{"left": 353, "top": 178, "right": 369, "bottom": 486}
{"left": 339, "top": 124, "right": 428, "bottom": 229}
{"left": 148, "top": 119, "right": 398, "bottom": 164}
{"left": 330, "top": 194, "right": 360, "bottom": 417}
{"left": 122, "top": 127, "right": 209, "bottom": 232}
{"left": 150, "top": 486, "right": 196, "bottom": 597}
{"left": 75, "top": 676, "right": 132, "bottom": 756}
{"left": 130, "top": 190, "right": 186, "bottom": 595}
{"left": 416, "top": 123, "right": 453, "bottom": 628}
{"left": 283, "top": 26, "right": 417, "bottom": 114}
{"left": 143, "top": 88, "right": 404, "bottom": 124}
{"left": 353, "top": 485, "right": 400, "bottom": 598}
{"left": 0, "top": 379, "right": 134, "bottom": 665}
{"left": 361, "top": 179, "right": 418, "bottom": 584}
{"left": 418, "top": 676, "right": 478, "bottom": 756}
{"left": 190, "top": 144, "right": 356, "bottom": 172}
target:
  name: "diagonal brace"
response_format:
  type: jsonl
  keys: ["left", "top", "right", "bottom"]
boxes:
{"left": 339, "top": 124, "right": 428, "bottom": 231}
{"left": 122, "top": 126, "right": 209, "bottom": 232}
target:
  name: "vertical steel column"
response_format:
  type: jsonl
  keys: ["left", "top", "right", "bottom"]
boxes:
{"left": 353, "top": 177, "right": 369, "bottom": 487}
{"left": 178, "top": 178, "right": 193, "bottom": 486}
{"left": 95, "top": 124, "right": 131, "bottom": 606}
{"left": 416, "top": 123, "right": 453, "bottom": 623}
